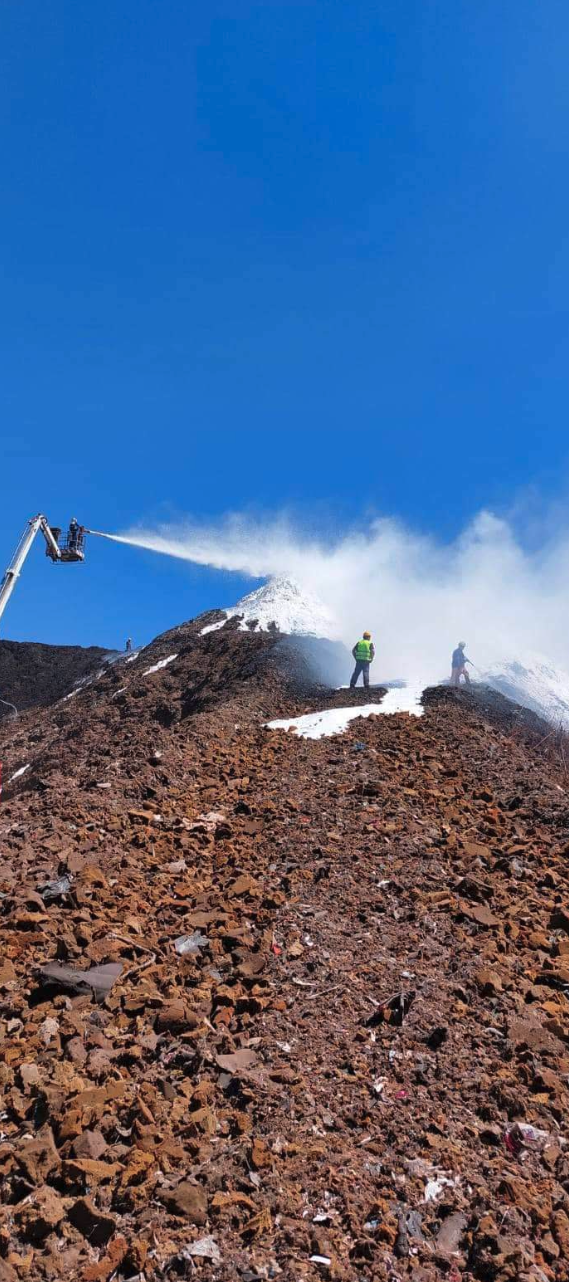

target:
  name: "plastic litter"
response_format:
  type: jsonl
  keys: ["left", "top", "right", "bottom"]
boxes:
{"left": 181, "top": 1235, "right": 221, "bottom": 1262}
{"left": 401, "top": 1209, "right": 424, "bottom": 1240}
{"left": 366, "top": 990, "right": 415, "bottom": 1028}
{"left": 504, "top": 1121, "right": 558, "bottom": 1156}
{"left": 174, "top": 930, "right": 208, "bottom": 955}
{"left": 395, "top": 1207, "right": 424, "bottom": 1256}
{"left": 38, "top": 961, "right": 122, "bottom": 1003}
{"left": 191, "top": 810, "right": 226, "bottom": 832}
{"left": 424, "top": 1173, "right": 457, "bottom": 1202}
{"left": 40, "top": 874, "right": 72, "bottom": 901}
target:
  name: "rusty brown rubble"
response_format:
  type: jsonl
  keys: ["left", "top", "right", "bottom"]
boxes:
{"left": 0, "top": 614, "right": 569, "bottom": 1281}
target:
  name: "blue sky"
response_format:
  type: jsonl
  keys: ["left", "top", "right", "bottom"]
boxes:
{"left": 2, "top": 0, "right": 569, "bottom": 648}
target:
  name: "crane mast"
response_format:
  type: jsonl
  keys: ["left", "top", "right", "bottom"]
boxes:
{"left": 0, "top": 515, "right": 86, "bottom": 625}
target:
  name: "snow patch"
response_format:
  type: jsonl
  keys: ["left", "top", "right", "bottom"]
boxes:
{"left": 143, "top": 653, "right": 178, "bottom": 676}
{"left": 62, "top": 675, "right": 92, "bottom": 701}
{"left": 60, "top": 667, "right": 108, "bottom": 703}
{"left": 200, "top": 575, "right": 338, "bottom": 639}
{"left": 266, "top": 684, "right": 424, "bottom": 740}
{"left": 8, "top": 764, "right": 30, "bottom": 783}
{"left": 201, "top": 619, "right": 226, "bottom": 636}
{"left": 267, "top": 705, "right": 383, "bottom": 739}
{"left": 376, "top": 681, "right": 425, "bottom": 717}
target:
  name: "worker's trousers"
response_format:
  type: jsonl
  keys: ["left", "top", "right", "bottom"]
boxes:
{"left": 451, "top": 665, "right": 470, "bottom": 687}
{"left": 350, "top": 660, "right": 371, "bottom": 689}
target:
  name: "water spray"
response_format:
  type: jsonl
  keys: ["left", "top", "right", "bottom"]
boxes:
{"left": 84, "top": 529, "right": 132, "bottom": 545}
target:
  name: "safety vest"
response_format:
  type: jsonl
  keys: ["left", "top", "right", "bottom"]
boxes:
{"left": 355, "top": 638, "right": 372, "bottom": 661}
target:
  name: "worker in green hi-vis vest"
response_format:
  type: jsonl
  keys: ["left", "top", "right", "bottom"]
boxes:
{"left": 350, "top": 631, "right": 375, "bottom": 689}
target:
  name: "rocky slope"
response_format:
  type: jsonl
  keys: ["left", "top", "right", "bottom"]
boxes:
{"left": 481, "top": 654, "right": 569, "bottom": 729}
{"left": 0, "top": 613, "right": 569, "bottom": 1282}
{"left": 0, "top": 640, "right": 112, "bottom": 716}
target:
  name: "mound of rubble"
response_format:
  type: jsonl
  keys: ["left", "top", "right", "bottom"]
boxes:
{"left": 1, "top": 612, "right": 569, "bottom": 1282}
{"left": 0, "top": 640, "right": 112, "bottom": 715}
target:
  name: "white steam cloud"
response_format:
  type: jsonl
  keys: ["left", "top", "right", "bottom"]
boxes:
{"left": 114, "top": 510, "right": 569, "bottom": 685}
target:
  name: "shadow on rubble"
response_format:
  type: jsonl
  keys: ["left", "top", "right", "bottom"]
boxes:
{"left": 176, "top": 630, "right": 360, "bottom": 721}
{"left": 425, "top": 682, "right": 569, "bottom": 785}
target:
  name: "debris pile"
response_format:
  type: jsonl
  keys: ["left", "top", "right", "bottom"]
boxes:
{"left": 0, "top": 639, "right": 111, "bottom": 714}
{"left": 0, "top": 615, "right": 568, "bottom": 1280}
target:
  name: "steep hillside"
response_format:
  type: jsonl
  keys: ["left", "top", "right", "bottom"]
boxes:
{"left": 482, "top": 653, "right": 569, "bottom": 729}
{"left": 0, "top": 639, "right": 112, "bottom": 715}
{"left": 201, "top": 575, "right": 349, "bottom": 685}
{"left": 0, "top": 615, "right": 568, "bottom": 1282}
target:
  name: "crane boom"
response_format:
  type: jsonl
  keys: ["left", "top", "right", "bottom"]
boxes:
{"left": 0, "top": 515, "right": 86, "bottom": 626}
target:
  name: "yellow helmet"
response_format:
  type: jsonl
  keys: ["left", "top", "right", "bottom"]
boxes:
{"left": 363, "top": 631, "right": 371, "bottom": 639}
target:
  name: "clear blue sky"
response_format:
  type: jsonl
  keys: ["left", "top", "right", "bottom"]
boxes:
{"left": 2, "top": 0, "right": 569, "bottom": 647}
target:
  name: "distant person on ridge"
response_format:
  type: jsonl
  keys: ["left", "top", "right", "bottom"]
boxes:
{"left": 350, "top": 631, "right": 375, "bottom": 689}
{"left": 450, "top": 641, "right": 472, "bottom": 687}
{"left": 125, "top": 638, "right": 132, "bottom": 653}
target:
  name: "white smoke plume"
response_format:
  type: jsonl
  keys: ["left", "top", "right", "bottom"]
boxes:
{"left": 110, "top": 510, "right": 569, "bottom": 685}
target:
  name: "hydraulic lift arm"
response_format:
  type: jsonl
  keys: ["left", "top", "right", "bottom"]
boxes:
{"left": 0, "top": 515, "right": 82, "bottom": 625}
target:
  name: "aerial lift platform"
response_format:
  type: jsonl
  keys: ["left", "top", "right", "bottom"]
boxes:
{"left": 0, "top": 515, "right": 87, "bottom": 625}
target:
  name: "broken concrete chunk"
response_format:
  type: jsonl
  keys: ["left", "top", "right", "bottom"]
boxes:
{"left": 436, "top": 1211, "right": 467, "bottom": 1253}
{"left": 18, "top": 1062, "right": 40, "bottom": 1091}
{"left": 15, "top": 1185, "right": 66, "bottom": 1241}
{"left": 0, "top": 958, "right": 17, "bottom": 985}
{"left": 16, "top": 1127, "right": 60, "bottom": 1184}
{"left": 72, "top": 1129, "right": 107, "bottom": 1161}
{"left": 68, "top": 1196, "right": 117, "bottom": 1245}
{"left": 159, "top": 1181, "right": 208, "bottom": 1223}
{"left": 62, "top": 1157, "right": 122, "bottom": 1188}
{"left": 215, "top": 1048, "right": 258, "bottom": 1073}
{"left": 460, "top": 901, "right": 500, "bottom": 928}
{"left": 474, "top": 968, "right": 503, "bottom": 995}
{"left": 156, "top": 1001, "right": 200, "bottom": 1032}
{"left": 228, "top": 874, "right": 261, "bottom": 897}
{"left": 80, "top": 1236, "right": 128, "bottom": 1282}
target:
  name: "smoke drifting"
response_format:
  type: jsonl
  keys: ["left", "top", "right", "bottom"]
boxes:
{"left": 115, "top": 511, "right": 569, "bottom": 684}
